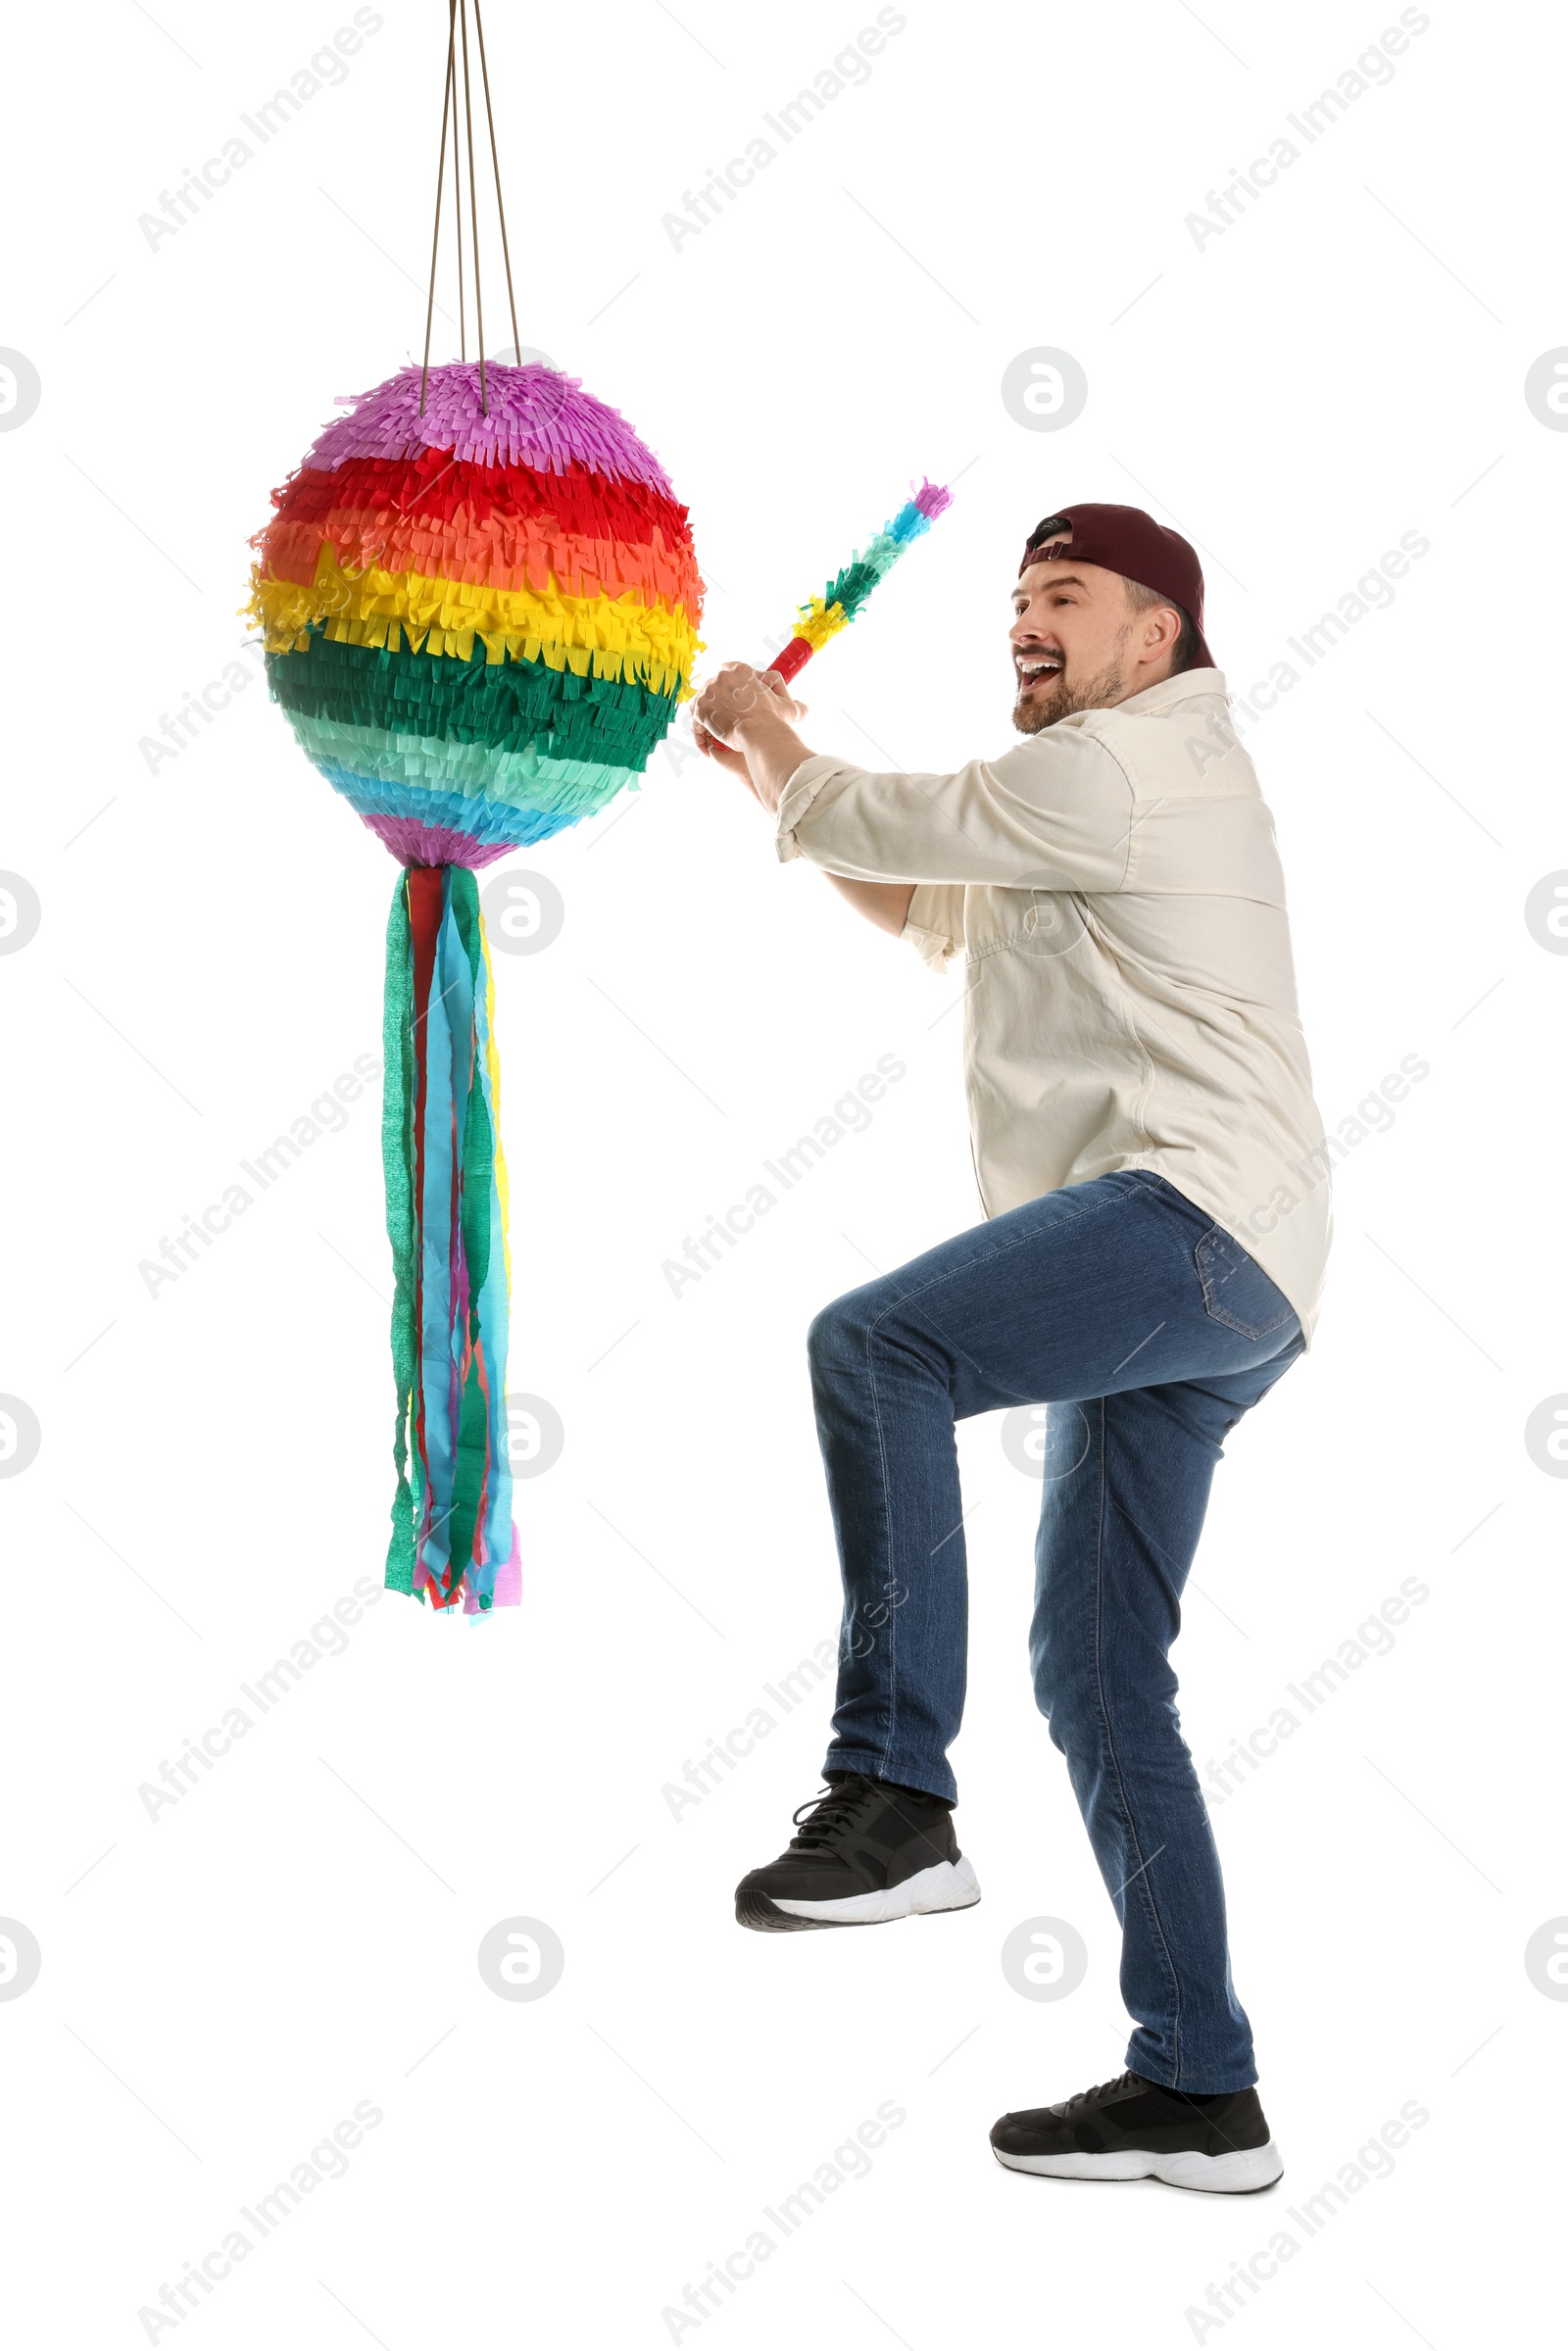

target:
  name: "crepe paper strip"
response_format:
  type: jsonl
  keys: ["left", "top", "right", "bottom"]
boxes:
{"left": 368, "top": 816, "right": 516, "bottom": 870}
{"left": 298, "top": 714, "right": 651, "bottom": 805}
{"left": 316, "top": 767, "right": 646, "bottom": 862}
{"left": 767, "top": 479, "right": 953, "bottom": 684}
{"left": 384, "top": 865, "right": 516, "bottom": 1612}
{"left": 308, "top": 732, "right": 646, "bottom": 808}
{"left": 480, "top": 911, "right": 512, "bottom": 1300}
{"left": 382, "top": 878, "right": 418, "bottom": 1595}
{"left": 269, "top": 629, "right": 679, "bottom": 765}
{"left": 255, "top": 358, "right": 700, "bottom": 1620}
{"left": 269, "top": 447, "right": 694, "bottom": 548}
{"left": 262, "top": 471, "right": 703, "bottom": 612}
{"left": 270, "top": 450, "right": 686, "bottom": 526}
{"left": 265, "top": 512, "right": 702, "bottom": 614}
{"left": 252, "top": 546, "right": 700, "bottom": 688}
{"left": 307, "top": 362, "right": 677, "bottom": 491}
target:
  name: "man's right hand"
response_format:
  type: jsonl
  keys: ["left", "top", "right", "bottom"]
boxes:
{"left": 694, "top": 661, "right": 808, "bottom": 750}
{"left": 693, "top": 663, "right": 812, "bottom": 808}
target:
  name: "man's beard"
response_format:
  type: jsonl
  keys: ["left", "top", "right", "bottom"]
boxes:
{"left": 1011, "top": 631, "right": 1133, "bottom": 735}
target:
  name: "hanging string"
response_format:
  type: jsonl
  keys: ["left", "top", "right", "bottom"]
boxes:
{"left": 418, "top": 0, "right": 459, "bottom": 415}
{"left": 421, "top": 0, "right": 514, "bottom": 416}
{"left": 459, "top": 0, "right": 486, "bottom": 413}
{"left": 450, "top": 24, "right": 466, "bottom": 366}
{"left": 472, "top": 1, "right": 520, "bottom": 365}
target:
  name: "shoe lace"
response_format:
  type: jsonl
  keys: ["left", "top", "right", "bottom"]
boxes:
{"left": 1059, "top": 2071, "right": 1136, "bottom": 2115}
{"left": 787, "top": 1780, "right": 877, "bottom": 1853}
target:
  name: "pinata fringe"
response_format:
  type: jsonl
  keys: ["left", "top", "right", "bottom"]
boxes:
{"left": 268, "top": 629, "right": 679, "bottom": 765}
{"left": 383, "top": 865, "right": 519, "bottom": 1615}
{"left": 250, "top": 542, "right": 700, "bottom": 688}
{"left": 260, "top": 479, "right": 704, "bottom": 615}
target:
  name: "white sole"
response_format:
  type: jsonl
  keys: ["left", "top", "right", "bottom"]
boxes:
{"left": 772, "top": 1853, "right": 981, "bottom": 1925}
{"left": 994, "top": 2138, "right": 1284, "bottom": 2194}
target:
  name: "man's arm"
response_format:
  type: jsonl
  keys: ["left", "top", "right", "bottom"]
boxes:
{"left": 691, "top": 665, "right": 913, "bottom": 935}
{"left": 692, "top": 661, "right": 1135, "bottom": 893}
{"left": 822, "top": 876, "right": 916, "bottom": 934}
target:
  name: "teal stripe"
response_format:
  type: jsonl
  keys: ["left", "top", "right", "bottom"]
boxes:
{"left": 286, "top": 710, "right": 638, "bottom": 812}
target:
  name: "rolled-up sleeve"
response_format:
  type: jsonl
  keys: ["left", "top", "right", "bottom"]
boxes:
{"left": 902, "top": 882, "right": 965, "bottom": 972}
{"left": 774, "top": 734, "right": 1136, "bottom": 891}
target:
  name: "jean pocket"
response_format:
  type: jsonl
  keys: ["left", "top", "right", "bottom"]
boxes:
{"left": 1194, "top": 1223, "right": 1297, "bottom": 1342}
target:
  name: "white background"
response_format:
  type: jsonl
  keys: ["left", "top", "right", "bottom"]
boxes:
{"left": 2, "top": 1, "right": 1564, "bottom": 2344}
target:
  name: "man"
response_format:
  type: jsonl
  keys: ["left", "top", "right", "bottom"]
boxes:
{"left": 692, "top": 504, "right": 1330, "bottom": 2195}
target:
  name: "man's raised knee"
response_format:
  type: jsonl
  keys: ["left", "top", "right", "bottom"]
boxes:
{"left": 807, "top": 1293, "right": 869, "bottom": 1377}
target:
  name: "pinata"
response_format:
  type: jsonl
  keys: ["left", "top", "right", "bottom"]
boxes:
{"left": 246, "top": 0, "right": 703, "bottom": 1617}
{"left": 244, "top": 0, "right": 947, "bottom": 1624}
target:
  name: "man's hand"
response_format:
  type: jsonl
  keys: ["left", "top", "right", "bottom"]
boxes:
{"left": 693, "top": 662, "right": 812, "bottom": 811}
{"left": 694, "top": 661, "right": 807, "bottom": 747}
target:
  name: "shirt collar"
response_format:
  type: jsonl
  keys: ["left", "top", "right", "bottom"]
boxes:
{"left": 1114, "top": 666, "right": 1229, "bottom": 716}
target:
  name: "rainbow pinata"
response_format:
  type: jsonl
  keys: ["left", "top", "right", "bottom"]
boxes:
{"left": 249, "top": 359, "right": 705, "bottom": 867}
{"left": 247, "top": 360, "right": 701, "bottom": 1620}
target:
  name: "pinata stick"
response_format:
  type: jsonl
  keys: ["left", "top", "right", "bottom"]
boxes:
{"left": 766, "top": 479, "right": 952, "bottom": 683}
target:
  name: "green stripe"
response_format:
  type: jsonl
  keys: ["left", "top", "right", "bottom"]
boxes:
{"left": 268, "top": 635, "right": 679, "bottom": 768}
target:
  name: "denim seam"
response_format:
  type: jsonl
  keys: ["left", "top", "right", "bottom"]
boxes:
{"left": 1087, "top": 1396, "right": 1185, "bottom": 2088}
{"left": 1195, "top": 1230, "right": 1294, "bottom": 1343}
{"left": 859, "top": 1303, "right": 901, "bottom": 1785}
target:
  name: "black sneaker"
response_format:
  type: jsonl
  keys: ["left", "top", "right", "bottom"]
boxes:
{"left": 735, "top": 1774, "right": 981, "bottom": 1932}
{"left": 991, "top": 2070, "right": 1283, "bottom": 2193}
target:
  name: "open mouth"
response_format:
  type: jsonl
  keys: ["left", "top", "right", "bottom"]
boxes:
{"left": 1015, "top": 655, "right": 1063, "bottom": 687}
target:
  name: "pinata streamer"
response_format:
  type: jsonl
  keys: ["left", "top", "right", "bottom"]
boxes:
{"left": 247, "top": 1, "right": 703, "bottom": 1615}
{"left": 767, "top": 480, "right": 952, "bottom": 683}
{"left": 251, "top": 365, "right": 701, "bottom": 1614}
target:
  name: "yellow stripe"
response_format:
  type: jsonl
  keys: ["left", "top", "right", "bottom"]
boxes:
{"left": 793, "top": 597, "right": 851, "bottom": 652}
{"left": 249, "top": 545, "right": 702, "bottom": 696}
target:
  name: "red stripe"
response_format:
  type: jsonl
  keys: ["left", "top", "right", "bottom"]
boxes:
{"left": 405, "top": 866, "right": 446, "bottom": 1506}
{"left": 266, "top": 448, "right": 694, "bottom": 554}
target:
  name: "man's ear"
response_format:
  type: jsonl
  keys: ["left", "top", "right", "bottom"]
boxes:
{"left": 1143, "top": 605, "right": 1182, "bottom": 662}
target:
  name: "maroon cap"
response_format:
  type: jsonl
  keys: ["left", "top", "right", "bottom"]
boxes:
{"left": 1018, "top": 502, "right": 1214, "bottom": 670}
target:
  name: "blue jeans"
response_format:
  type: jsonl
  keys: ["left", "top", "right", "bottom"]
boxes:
{"left": 808, "top": 1168, "right": 1304, "bottom": 2093}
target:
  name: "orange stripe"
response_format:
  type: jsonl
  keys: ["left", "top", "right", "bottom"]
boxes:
{"left": 262, "top": 510, "right": 704, "bottom": 615}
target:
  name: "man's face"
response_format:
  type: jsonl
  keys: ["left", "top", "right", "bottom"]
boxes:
{"left": 1009, "top": 538, "right": 1173, "bottom": 734}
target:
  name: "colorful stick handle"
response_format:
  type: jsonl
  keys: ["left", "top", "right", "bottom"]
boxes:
{"left": 762, "top": 479, "right": 953, "bottom": 686}
{"left": 766, "top": 637, "right": 814, "bottom": 684}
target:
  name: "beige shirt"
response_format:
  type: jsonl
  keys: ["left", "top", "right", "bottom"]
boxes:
{"left": 774, "top": 668, "right": 1331, "bottom": 1344}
